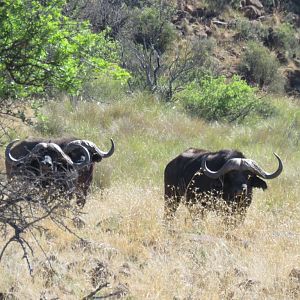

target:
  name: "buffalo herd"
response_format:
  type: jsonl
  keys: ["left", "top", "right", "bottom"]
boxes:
{"left": 5, "top": 137, "right": 114, "bottom": 207}
{"left": 4, "top": 137, "right": 283, "bottom": 222}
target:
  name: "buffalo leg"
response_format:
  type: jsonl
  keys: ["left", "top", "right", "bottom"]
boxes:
{"left": 164, "top": 184, "right": 181, "bottom": 221}
{"left": 76, "top": 186, "right": 87, "bottom": 207}
{"left": 164, "top": 196, "right": 181, "bottom": 221}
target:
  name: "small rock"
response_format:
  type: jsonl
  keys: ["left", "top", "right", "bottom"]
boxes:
{"left": 277, "top": 51, "right": 288, "bottom": 64}
{"left": 245, "top": 0, "right": 264, "bottom": 9}
{"left": 185, "top": 4, "right": 196, "bottom": 15}
{"left": 287, "top": 69, "right": 300, "bottom": 93}
{"left": 289, "top": 268, "right": 300, "bottom": 282}
{"left": 243, "top": 5, "right": 263, "bottom": 19}
{"left": 72, "top": 216, "right": 85, "bottom": 229}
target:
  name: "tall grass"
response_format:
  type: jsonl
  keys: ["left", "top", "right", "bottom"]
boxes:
{"left": 0, "top": 91, "right": 299, "bottom": 299}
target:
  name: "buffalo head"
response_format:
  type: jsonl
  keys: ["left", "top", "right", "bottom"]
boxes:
{"left": 63, "top": 138, "right": 114, "bottom": 163}
{"left": 201, "top": 152, "right": 282, "bottom": 204}
{"left": 61, "top": 138, "right": 115, "bottom": 206}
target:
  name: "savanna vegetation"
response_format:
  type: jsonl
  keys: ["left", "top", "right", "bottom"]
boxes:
{"left": 0, "top": 0, "right": 299, "bottom": 299}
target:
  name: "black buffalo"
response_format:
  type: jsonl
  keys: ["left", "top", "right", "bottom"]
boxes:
{"left": 164, "top": 149, "right": 283, "bottom": 222}
{"left": 5, "top": 137, "right": 115, "bottom": 206}
{"left": 5, "top": 140, "right": 86, "bottom": 197}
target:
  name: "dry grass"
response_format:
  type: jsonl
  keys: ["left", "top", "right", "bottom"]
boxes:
{"left": 0, "top": 93, "right": 299, "bottom": 299}
{"left": 0, "top": 184, "right": 299, "bottom": 299}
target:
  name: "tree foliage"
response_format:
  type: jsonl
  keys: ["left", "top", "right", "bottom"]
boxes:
{"left": 130, "top": 5, "right": 176, "bottom": 54}
{"left": 0, "top": 0, "right": 129, "bottom": 99}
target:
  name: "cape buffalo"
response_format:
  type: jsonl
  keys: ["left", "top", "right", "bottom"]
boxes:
{"left": 164, "top": 149, "right": 283, "bottom": 223}
{"left": 5, "top": 137, "right": 115, "bottom": 206}
{"left": 5, "top": 140, "right": 87, "bottom": 197}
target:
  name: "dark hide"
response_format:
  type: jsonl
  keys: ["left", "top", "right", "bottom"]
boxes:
{"left": 164, "top": 149, "right": 268, "bottom": 221}
{"left": 5, "top": 137, "right": 112, "bottom": 206}
{"left": 6, "top": 144, "right": 78, "bottom": 198}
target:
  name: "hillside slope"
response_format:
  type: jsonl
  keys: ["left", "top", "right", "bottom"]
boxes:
{"left": 172, "top": 0, "right": 300, "bottom": 94}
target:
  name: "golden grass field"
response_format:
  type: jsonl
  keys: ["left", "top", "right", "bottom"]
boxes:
{"left": 0, "top": 92, "right": 299, "bottom": 299}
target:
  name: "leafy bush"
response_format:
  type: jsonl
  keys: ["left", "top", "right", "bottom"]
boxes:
{"left": 234, "top": 18, "right": 268, "bottom": 41}
{"left": 273, "top": 23, "right": 299, "bottom": 57}
{"left": 177, "top": 75, "right": 274, "bottom": 123}
{"left": 131, "top": 5, "right": 176, "bottom": 53}
{"left": 238, "top": 41, "right": 281, "bottom": 88}
{"left": 158, "top": 37, "right": 218, "bottom": 100}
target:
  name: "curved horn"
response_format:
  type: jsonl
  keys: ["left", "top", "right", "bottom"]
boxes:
{"left": 201, "top": 157, "right": 243, "bottom": 179}
{"left": 5, "top": 140, "right": 75, "bottom": 166}
{"left": 45, "top": 143, "right": 75, "bottom": 166}
{"left": 240, "top": 153, "right": 283, "bottom": 179}
{"left": 83, "top": 138, "right": 115, "bottom": 158}
{"left": 202, "top": 153, "right": 283, "bottom": 180}
{"left": 66, "top": 138, "right": 115, "bottom": 159}
{"left": 5, "top": 139, "right": 22, "bottom": 164}
{"left": 62, "top": 141, "right": 90, "bottom": 166}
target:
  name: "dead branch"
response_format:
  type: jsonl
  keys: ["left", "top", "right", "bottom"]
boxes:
{"left": 82, "top": 282, "right": 109, "bottom": 300}
{"left": 0, "top": 169, "right": 82, "bottom": 273}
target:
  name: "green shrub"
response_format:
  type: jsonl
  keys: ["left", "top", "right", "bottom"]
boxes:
{"left": 131, "top": 5, "right": 176, "bottom": 53}
{"left": 238, "top": 41, "right": 281, "bottom": 88}
{"left": 273, "top": 23, "right": 299, "bottom": 56}
{"left": 234, "top": 18, "right": 268, "bottom": 41}
{"left": 268, "top": 72, "right": 287, "bottom": 95}
{"left": 177, "top": 75, "right": 274, "bottom": 123}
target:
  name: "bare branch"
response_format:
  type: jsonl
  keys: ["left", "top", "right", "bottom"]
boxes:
{"left": 0, "top": 166, "right": 82, "bottom": 272}
{"left": 82, "top": 282, "right": 109, "bottom": 300}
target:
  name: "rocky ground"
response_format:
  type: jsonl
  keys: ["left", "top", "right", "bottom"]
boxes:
{"left": 172, "top": 0, "right": 300, "bottom": 94}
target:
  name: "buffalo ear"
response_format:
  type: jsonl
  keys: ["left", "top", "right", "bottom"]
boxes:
{"left": 249, "top": 176, "right": 267, "bottom": 190}
{"left": 92, "top": 153, "right": 102, "bottom": 162}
